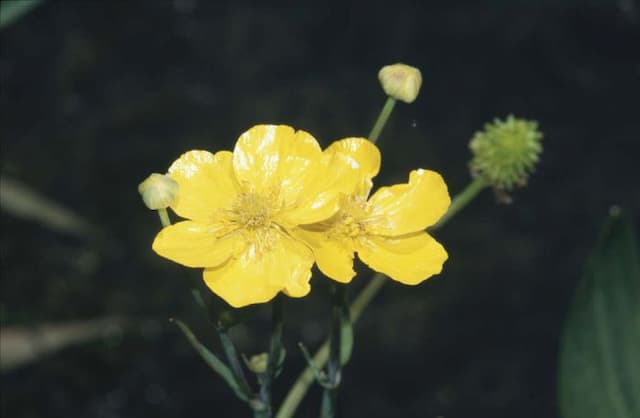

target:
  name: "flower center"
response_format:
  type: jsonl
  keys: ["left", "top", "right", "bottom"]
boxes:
{"left": 232, "top": 192, "right": 270, "bottom": 229}
{"left": 221, "top": 185, "right": 285, "bottom": 257}
{"left": 327, "top": 195, "right": 371, "bottom": 240}
{"left": 229, "top": 189, "right": 280, "bottom": 231}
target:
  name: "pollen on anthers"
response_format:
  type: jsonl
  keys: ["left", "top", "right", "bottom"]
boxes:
{"left": 227, "top": 188, "right": 282, "bottom": 231}
{"left": 329, "top": 195, "right": 371, "bottom": 240}
{"left": 218, "top": 188, "right": 283, "bottom": 256}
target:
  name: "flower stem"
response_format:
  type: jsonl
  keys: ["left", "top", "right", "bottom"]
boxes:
{"left": 254, "top": 296, "right": 284, "bottom": 418}
{"left": 368, "top": 97, "right": 396, "bottom": 144}
{"left": 433, "top": 177, "right": 487, "bottom": 230}
{"left": 320, "top": 284, "right": 348, "bottom": 418}
{"left": 275, "top": 178, "right": 487, "bottom": 418}
{"left": 157, "top": 208, "right": 171, "bottom": 227}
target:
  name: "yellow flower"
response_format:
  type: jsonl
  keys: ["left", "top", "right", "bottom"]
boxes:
{"left": 151, "top": 125, "right": 380, "bottom": 307}
{"left": 295, "top": 155, "right": 450, "bottom": 285}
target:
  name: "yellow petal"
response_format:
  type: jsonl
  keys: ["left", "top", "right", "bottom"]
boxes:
{"left": 294, "top": 228, "right": 356, "bottom": 283}
{"left": 367, "top": 169, "right": 450, "bottom": 235}
{"left": 203, "top": 231, "right": 314, "bottom": 307}
{"left": 152, "top": 221, "right": 244, "bottom": 268}
{"left": 233, "top": 125, "right": 322, "bottom": 201}
{"left": 356, "top": 232, "right": 447, "bottom": 285}
{"left": 283, "top": 152, "right": 372, "bottom": 225}
{"left": 285, "top": 138, "right": 380, "bottom": 224}
{"left": 168, "top": 150, "right": 239, "bottom": 221}
{"left": 325, "top": 137, "right": 381, "bottom": 179}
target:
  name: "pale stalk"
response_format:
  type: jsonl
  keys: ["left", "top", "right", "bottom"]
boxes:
{"left": 276, "top": 178, "right": 488, "bottom": 418}
{"left": 368, "top": 97, "right": 396, "bottom": 144}
{"left": 157, "top": 208, "right": 171, "bottom": 227}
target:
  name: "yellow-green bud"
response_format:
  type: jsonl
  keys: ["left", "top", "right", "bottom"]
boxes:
{"left": 469, "top": 115, "right": 543, "bottom": 191}
{"left": 378, "top": 63, "right": 422, "bottom": 103}
{"left": 138, "top": 173, "right": 178, "bottom": 210}
{"left": 247, "top": 353, "right": 269, "bottom": 374}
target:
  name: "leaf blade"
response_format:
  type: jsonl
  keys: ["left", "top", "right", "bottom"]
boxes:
{"left": 558, "top": 210, "right": 640, "bottom": 418}
{"left": 173, "top": 319, "right": 249, "bottom": 402}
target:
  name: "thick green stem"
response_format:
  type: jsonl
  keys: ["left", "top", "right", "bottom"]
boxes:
{"left": 275, "top": 178, "right": 487, "bottom": 418}
{"left": 368, "top": 97, "right": 396, "bottom": 144}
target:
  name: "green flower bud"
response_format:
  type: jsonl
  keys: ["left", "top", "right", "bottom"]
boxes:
{"left": 378, "top": 63, "right": 422, "bottom": 103}
{"left": 469, "top": 115, "right": 543, "bottom": 191}
{"left": 138, "top": 173, "right": 178, "bottom": 210}
{"left": 247, "top": 352, "right": 269, "bottom": 374}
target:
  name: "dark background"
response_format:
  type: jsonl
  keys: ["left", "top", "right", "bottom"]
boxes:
{"left": 1, "top": 1, "right": 639, "bottom": 417}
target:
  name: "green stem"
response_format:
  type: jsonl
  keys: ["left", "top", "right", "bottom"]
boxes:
{"left": 320, "top": 285, "right": 347, "bottom": 418}
{"left": 257, "top": 296, "right": 285, "bottom": 417}
{"left": 275, "top": 178, "right": 487, "bottom": 418}
{"left": 368, "top": 97, "right": 396, "bottom": 144}
{"left": 158, "top": 208, "right": 171, "bottom": 227}
{"left": 433, "top": 177, "right": 487, "bottom": 230}
{"left": 267, "top": 296, "right": 284, "bottom": 381}
{"left": 320, "top": 388, "right": 336, "bottom": 418}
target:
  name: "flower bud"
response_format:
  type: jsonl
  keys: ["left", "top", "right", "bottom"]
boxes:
{"left": 138, "top": 173, "right": 178, "bottom": 210}
{"left": 378, "top": 63, "right": 422, "bottom": 103}
{"left": 247, "top": 353, "right": 269, "bottom": 374}
{"left": 469, "top": 115, "right": 543, "bottom": 191}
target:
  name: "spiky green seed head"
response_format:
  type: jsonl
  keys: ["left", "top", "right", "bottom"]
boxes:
{"left": 469, "top": 115, "right": 543, "bottom": 191}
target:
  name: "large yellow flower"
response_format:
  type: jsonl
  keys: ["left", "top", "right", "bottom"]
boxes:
{"left": 152, "top": 125, "right": 380, "bottom": 307}
{"left": 295, "top": 149, "right": 451, "bottom": 285}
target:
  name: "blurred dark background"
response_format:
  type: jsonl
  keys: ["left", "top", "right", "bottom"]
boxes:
{"left": 1, "top": 1, "right": 639, "bottom": 417}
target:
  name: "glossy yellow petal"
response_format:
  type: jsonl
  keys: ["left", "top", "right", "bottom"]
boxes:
{"left": 152, "top": 221, "right": 244, "bottom": 268}
{"left": 367, "top": 169, "right": 450, "bottom": 236}
{"left": 294, "top": 228, "right": 356, "bottom": 283}
{"left": 233, "top": 125, "right": 322, "bottom": 200}
{"left": 168, "top": 150, "right": 239, "bottom": 221}
{"left": 284, "top": 138, "right": 380, "bottom": 223}
{"left": 280, "top": 236, "right": 316, "bottom": 298}
{"left": 283, "top": 152, "right": 371, "bottom": 225}
{"left": 325, "top": 137, "right": 381, "bottom": 179}
{"left": 203, "top": 231, "right": 314, "bottom": 307}
{"left": 356, "top": 232, "right": 448, "bottom": 285}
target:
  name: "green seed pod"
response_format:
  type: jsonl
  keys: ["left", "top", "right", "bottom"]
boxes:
{"left": 469, "top": 115, "right": 543, "bottom": 191}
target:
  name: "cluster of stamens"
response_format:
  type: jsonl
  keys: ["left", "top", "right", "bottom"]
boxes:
{"left": 327, "top": 195, "right": 370, "bottom": 240}
{"left": 224, "top": 186, "right": 283, "bottom": 255}
{"left": 231, "top": 192, "right": 272, "bottom": 230}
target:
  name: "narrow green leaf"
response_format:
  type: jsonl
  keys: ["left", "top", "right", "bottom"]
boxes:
{"left": 339, "top": 307, "right": 353, "bottom": 366}
{"left": 274, "top": 346, "right": 286, "bottom": 378}
{"left": 558, "top": 209, "right": 640, "bottom": 418}
{"left": 216, "top": 326, "right": 253, "bottom": 395}
{"left": 172, "top": 319, "right": 249, "bottom": 402}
